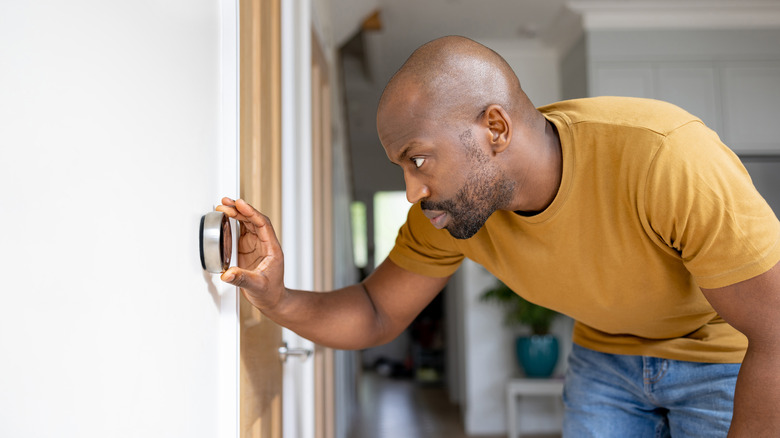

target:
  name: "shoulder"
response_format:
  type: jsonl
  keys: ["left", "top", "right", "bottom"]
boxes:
{"left": 389, "top": 203, "right": 464, "bottom": 277}
{"left": 539, "top": 96, "right": 700, "bottom": 136}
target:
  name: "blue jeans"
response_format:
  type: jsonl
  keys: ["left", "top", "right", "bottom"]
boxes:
{"left": 562, "top": 344, "right": 741, "bottom": 437}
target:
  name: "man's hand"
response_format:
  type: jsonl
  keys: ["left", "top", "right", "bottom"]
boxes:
{"left": 216, "top": 198, "right": 286, "bottom": 311}
{"left": 215, "top": 198, "right": 450, "bottom": 350}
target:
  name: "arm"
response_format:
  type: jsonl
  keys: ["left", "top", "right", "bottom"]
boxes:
{"left": 268, "top": 259, "right": 448, "bottom": 349}
{"left": 701, "top": 261, "right": 780, "bottom": 437}
{"left": 216, "top": 198, "right": 449, "bottom": 350}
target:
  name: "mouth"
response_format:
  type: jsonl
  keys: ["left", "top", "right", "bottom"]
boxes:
{"left": 423, "top": 209, "right": 448, "bottom": 229}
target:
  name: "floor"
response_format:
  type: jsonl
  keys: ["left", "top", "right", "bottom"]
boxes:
{"left": 346, "top": 372, "right": 560, "bottom": 438}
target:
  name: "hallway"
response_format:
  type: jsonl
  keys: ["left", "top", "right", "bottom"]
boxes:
{"left": 347, "top": 372, "right": 560, "bottom": 438}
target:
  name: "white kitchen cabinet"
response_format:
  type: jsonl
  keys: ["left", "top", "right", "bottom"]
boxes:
{"left": 575, "top": 29, "right": 780, "bottom": 154}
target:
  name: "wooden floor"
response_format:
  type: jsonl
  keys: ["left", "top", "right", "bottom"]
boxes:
{"left": 346, "top": 372, "right": 560, "bottom": 438}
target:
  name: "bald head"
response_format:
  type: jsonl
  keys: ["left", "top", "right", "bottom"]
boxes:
{"left": 378, "top": 36, "right": 534, "bottom": 126}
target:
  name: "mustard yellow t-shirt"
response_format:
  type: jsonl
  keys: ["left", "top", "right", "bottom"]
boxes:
{"left": 388, "top": 96, "right": 780, "bottom": 363}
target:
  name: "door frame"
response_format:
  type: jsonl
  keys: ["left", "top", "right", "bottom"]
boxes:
{"left": 311, "top": 29, "right": 335, "bottom": 438}
{"left": 218, "top": 0, "right": 240, "bottom": 436}
{"left": 281, "top": 1, "right": 317, "bottom": 437}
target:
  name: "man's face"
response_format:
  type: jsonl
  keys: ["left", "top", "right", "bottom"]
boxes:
{"left": 420, "top": 129, "right": 515, "bottom": 239}
{"left": 378, "top": 108, "right": 514, "bottom": 239}
{"left": 378, "top": 83, "right": 515, "bottom": 239}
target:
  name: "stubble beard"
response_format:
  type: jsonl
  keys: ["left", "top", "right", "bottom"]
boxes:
{"left": 421, "top": 129, "right": 515, "bottom": 240}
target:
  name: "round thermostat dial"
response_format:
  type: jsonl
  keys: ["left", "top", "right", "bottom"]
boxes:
{"left": 199, "top": 211, "right": 232, "bottom": 273}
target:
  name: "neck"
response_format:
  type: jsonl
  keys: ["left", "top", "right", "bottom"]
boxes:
{"left": 508, "top": 117, "right": 562, "bottom": 214}
{"left": 538, "top": 119, "right": 563, "bottom": 208}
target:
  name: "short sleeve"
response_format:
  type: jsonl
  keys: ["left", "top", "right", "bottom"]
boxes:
{"left": 643, "top": 121, "right": 780, "bottom": 289}
{"left": 387, "top": 203, "right": 465, "bottom": 278}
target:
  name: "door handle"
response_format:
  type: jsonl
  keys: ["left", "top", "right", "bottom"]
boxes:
{"left": 278, "top": 342, "right": 313, "bottom": 363}
{"left": 200, "top": 211, "right": 233, "bottom": 273}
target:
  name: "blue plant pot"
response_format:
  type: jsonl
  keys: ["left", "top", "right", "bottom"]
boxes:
{"left": 516, "top": 335, "right": 559, "bottom": 378}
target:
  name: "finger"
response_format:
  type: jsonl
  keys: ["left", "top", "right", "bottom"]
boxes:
{"left": 234, "top": 199, "right": 277, "bottom": 235}
{"left": 215, "top": 209, "right": 263, "bottom": 242}
{"left": 221, "top": 266, "right": 264, "bottom": 290}
{"left": 216, "top": 204, "right": 253, "bottom": 224}
{"left": 238, "top": 205, "right": 281, "bottom": 253}
{"left": 218, "top": 199, "right": 259, "bottom": 222}
{"left": 216, "top": 204, "right": 241, "bottom": 219}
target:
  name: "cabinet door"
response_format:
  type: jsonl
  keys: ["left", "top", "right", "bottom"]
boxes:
{"left": 657, "top": 65, "right": 721, "bottom": 133}
{"left": 722, "top": 62, "right": 780, "bottom": 152}
{"left": 741, "top": 159, "right": 780, "bottom": 216}
{"left": 591, "top": 64, "right": 654, "bottom": 98}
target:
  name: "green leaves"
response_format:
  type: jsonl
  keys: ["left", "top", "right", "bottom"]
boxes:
{"left": 480, "top": 281, "right": 558, "bottom": 335}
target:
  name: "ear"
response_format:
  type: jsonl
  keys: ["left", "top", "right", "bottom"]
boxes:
{"left": 482, "top": 104, "right": 511, "bottom": 154}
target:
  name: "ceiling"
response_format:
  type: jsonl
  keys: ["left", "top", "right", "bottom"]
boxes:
{"left": 331, "top": 0, "right": 780, "bottom": 85}
{"left": 374, "top": 0, "right": 568, "bottom": 42}
{"left": 357, "top": 0, "right": 571, "bottom": 84}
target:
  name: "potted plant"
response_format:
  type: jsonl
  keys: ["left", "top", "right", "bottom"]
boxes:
{"left": 480, "top": 280, "right": 560, "bottom": 378}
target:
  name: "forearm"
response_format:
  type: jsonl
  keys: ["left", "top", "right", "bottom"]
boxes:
{"left": 729, "top": 342, "right": 780, "bottom": 436}
{"left": 255, "top": 283, "right": 398, "bottom": 350}
{"left": 216, "top": 199, "right": 445, "bottom": 349}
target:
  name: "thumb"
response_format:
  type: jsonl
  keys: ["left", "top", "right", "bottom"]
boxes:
{"left": 220, "top": 267, "right": 262, "bottom": 290}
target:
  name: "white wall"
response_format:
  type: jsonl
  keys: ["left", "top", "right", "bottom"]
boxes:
{"left": 452, "top": 260, "right": 515, "bottom": 435}
{"left": 0, "top": 1, "right": 238, "bottom": 437}
{"left": 479, "top": 39, "right": 562, "bottom": 106}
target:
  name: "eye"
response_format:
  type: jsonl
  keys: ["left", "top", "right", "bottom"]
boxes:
{"left": 412, "top": 157, "right": 425, "bottom": 168}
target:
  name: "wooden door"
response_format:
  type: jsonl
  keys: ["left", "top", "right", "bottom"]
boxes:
{"left": 239, "top": 0, "right": 284, "bottom": 437}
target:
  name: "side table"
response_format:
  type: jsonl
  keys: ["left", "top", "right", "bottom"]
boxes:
{"left": 506, "top": 378, "right": 564, "bottom": 438}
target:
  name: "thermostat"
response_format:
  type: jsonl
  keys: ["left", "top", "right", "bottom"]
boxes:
{"left": 199, "top": 211, "right": 232, "bottom": 273}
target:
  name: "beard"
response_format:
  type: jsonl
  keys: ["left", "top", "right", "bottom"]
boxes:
{"left": 421, "top": 130, "right": 515, "bottom": 239}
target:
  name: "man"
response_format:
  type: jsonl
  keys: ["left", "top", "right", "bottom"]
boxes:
{"left": 217, "top": 36, "right": 780, "bottom": 436}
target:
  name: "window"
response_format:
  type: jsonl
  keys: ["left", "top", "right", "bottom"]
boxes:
{"left": 373, "top": 191, "right": 411, "bottom": 268}
{"left": 350, "top": 201, "right": 368, "bottom": 268}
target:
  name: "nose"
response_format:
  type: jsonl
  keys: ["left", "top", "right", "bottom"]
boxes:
{"left": 404, "top": 172, "right": 430, "bottom": 204}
